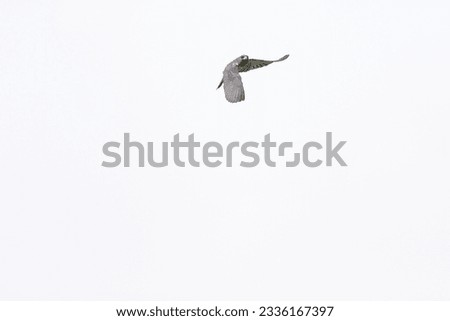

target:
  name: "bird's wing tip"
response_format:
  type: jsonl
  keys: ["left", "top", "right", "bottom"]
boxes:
{"left": 217, "top": 79, "right": 224, "bottom": 89}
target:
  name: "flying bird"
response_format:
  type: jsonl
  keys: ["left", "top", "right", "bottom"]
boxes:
{"left": 217, "top": 54, "right": 289, "bottom": 103}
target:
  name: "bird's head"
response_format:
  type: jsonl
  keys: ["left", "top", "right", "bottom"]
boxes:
{"left": 233, "top": 55, "right": 248, "bottom": 67}
{"left": 231, "top": 55, "right": 249, "bottom": 67}
{"left": 240, "top": 55, "right": 249, "bottom": 62}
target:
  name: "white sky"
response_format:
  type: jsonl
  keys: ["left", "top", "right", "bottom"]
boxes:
{"left": 0, "top": 0, "right": 449, "bottom": 299}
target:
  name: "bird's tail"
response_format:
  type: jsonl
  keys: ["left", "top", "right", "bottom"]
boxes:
{"left": 216, "top": 78, "right": 224, "bottom": 89}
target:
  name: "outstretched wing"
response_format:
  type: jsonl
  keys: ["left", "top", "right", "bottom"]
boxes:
{"left": 238, "top": 54, "right": 289, "bottom": 73}
{"left": 223, "top": 70, "right": 245, "bottom": 103}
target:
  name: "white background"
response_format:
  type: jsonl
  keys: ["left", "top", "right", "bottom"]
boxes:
{"left": 0, "top": 0, "right": 449, "bottom": 300}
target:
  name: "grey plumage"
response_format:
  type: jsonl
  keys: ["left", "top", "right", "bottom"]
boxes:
{"left": 217, "top": 54, "right": 289, "bottom": 103}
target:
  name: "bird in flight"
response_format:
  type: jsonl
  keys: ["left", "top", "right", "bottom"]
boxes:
{"left": 217, "top": 54, "right": 289, "bottom": 103}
